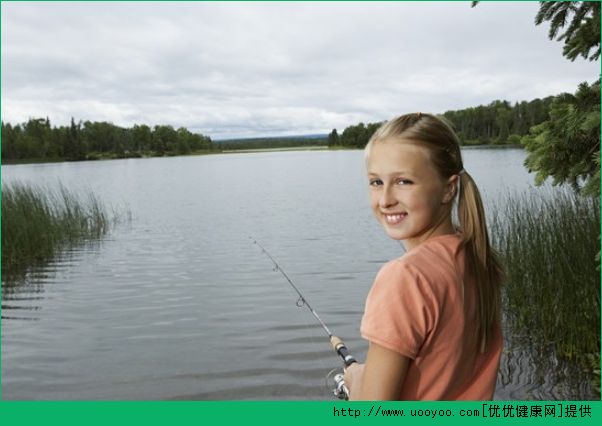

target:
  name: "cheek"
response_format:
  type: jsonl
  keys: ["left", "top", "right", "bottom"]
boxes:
{"left": 410, "top": 191, "right": 439, "bottom": 212}
{"left": 423, "top": 189, "right": 446, "bottom": 212}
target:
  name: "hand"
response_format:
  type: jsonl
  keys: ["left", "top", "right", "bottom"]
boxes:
{"left": 343, "top": 362, "right": 365, "bottom": 392}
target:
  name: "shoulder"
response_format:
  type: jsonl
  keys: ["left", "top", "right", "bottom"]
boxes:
{"left": 402, "top": 233, "right": 463, "bottom": 281}
{"left": 371, "top": 234, "right": 463, "bottom": 295}
{"left": 370, "top": 256, "right": 432, "bottom": 303}
{"left": 375, "top": 256, "right": 422, "bottom": 283}
{"left": 370, "top": 233, "right": 463, "bottom": 302}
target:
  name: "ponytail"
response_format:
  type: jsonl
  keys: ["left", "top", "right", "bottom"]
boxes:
{"left": 458, "top": 172, "right": 505, "bottom": 352}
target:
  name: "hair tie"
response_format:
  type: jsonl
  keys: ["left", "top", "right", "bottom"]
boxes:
{"left": 458, "top": 169, "right": 466, "bottom": 175}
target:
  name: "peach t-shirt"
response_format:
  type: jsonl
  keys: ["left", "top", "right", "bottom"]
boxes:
{"left": 360, "top": 233, "right": 502, "bottom": 400}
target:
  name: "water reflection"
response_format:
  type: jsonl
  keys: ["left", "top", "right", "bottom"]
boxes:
{"left": 497, "top": 336, "right": 596, "bottom": 400}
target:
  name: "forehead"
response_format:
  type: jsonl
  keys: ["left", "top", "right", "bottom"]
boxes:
{"left": 366, "top": 141, "right": 435, "bottom": 176}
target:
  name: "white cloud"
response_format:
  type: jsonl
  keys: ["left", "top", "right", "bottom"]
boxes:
{"left": 2, "top": 1, "right": 599, "bottom": 139}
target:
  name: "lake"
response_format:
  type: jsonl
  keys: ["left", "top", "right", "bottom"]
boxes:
{"left": 1, "top": 148, "right": 595, "bottom": 400}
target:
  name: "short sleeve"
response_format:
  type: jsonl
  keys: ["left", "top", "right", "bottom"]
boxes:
{"left": 360, "top": 260, "right": 437, "bottom": 359}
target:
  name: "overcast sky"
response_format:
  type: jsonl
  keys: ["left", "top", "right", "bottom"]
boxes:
{"left": 2, "top": 2, "right": 599, "bottom": 139}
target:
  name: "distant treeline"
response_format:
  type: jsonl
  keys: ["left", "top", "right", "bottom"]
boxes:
{"left": 216, "top": 136, "right": 326, "bottom": 151}
{"left": 329, "top": 96, "right": 557, "bottom": 149}
{"left": 442, "top": 98, "right": 555, "bottom": 145}
{"left": 1, "top": 118, "right": 214, "bottom": 162}
{"left": 0, "top": 92, "right": 563, "bottom": 163}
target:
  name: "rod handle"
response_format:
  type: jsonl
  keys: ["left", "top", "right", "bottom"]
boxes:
{"left": 330, "top": 335, "right": 357, "bottom": 367}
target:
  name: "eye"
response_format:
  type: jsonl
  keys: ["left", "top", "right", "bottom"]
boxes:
{"left": 369, "top": 178, "right": 382, "bottom": 187}
{"left": 396, "top": 179, "right": 413, "bottom": 185}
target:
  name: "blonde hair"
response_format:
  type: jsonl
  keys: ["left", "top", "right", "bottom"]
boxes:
{"left": 365, "top": 112, "right": 504, "bottom": 352}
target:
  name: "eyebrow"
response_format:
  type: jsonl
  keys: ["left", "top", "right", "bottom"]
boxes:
{"left": 367, "top": 171, "right": 414, "bottom": 177}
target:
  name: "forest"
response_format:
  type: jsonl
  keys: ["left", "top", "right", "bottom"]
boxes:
{"left": 328, "top": 96, "right": 558, "bottom": 149}
{"left": 1, "top": 119, "right": 214, "bottom": 162}
{"left": 0, "top": 85, "right": 593, "bottom": 163}
{"left": 216, "top": 136, "right": 326, "bottom": 151}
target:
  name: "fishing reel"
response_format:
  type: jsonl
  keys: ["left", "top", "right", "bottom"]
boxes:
{"left": 333, "top": 371, "right": 350, "bottom": 400}
{"left": 326, "top": 368, "right": 350, "bottom": 400}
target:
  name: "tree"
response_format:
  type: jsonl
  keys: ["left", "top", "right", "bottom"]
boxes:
{"left": 442, "top": 97, "right": 555, "bottom": 145}
{"left": 1, "top": 118, "right": 213, "bottom": 163}
{"left": 522, "top": 80, "right": 600, "bottom": 196}
{"left": 176, "top": 127, "right": 192, "bottom": 154}
{"left": 2, "top": 122, "right": 18, "bottom": 160}
{"left": 535, "top": 1, "right": 601, "bottom": 62}
{"left": 152, "top": 125, "right": 177, "bottom": 155}
{"left": 340, "top": 123, "right": 365, "bottom": 148}
{"left": 327, "top": 129, "right": 339, "bottom": 147}
{"left": 472, "top": 2, "right": 600, "bottom": 62}
{"left": 132, "top": 124, "right": 152, "bottom": 152}
{"left": 64, "top": 118, "right": 86, "bottom": 161}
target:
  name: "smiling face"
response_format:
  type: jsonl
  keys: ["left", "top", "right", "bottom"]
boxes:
{"left": 366, "top": 140, "right": 457, "bottom": 251}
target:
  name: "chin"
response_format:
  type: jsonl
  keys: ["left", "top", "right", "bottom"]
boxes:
{"left": 382, "top": 226, "right": 408, "bottom": 241}
{"left": 385, "top": 232, "right": 405, "bottom": 241}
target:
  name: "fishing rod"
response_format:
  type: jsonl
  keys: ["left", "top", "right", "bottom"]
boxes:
{"left": 250, "top": 236, "right": 356, "bottom": 400}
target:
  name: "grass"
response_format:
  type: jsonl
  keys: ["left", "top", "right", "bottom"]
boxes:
{"left": 489, "top": 187, "right": 600, "bottom": 391}
{"left": 2, "top": 182, "right": 113, "bottom": 277}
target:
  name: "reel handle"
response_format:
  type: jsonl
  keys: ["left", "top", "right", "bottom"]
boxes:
{"left": 330, "top": 335, "right": 357, "bottom": 367}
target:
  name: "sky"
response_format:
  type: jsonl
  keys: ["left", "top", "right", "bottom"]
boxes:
{"left": 1, "top": 1, "right": 599, "bottom": 140}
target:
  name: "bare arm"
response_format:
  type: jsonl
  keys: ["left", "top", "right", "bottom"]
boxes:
{"left": 345, "top": 342, "right": 410, "bottom": 400}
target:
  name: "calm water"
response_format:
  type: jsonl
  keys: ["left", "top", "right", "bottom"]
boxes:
{"left": 1, "top": 148, "right": 595, "bottom": 400}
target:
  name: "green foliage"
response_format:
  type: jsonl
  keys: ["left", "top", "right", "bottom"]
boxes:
{"left": 1, "top": 118, "right": 214, "bottom": 162}
{"left": 216, "top": 136, "right": 326, "bottom": 151}
{"left": 337, "top": 94, "right": 558, "bottom": 149}
{"left": 335, "top": 122, "right": 382, "bottom": 148}
{"left": 507, "top": 134, "right": 522, "bottom": 145}
{"left": 490, "top": 188, "right": 600, "bottom": 364}
{"left": 473, "top": 1, "right": 600, "bottom": 61}
{"left": 1, "top": 182, "right": 114, "bottom": 276}
{"left": 443, "top": 98, "right": 554, "bottom": 145}
{"left": 327, "top": 128, "right": 339, "bottom": 147}
{"left": 535, "top": 1, "right": 601, "bottom": 62}
{"left": 522, "top": 80, "right": 600, "bottom": 196}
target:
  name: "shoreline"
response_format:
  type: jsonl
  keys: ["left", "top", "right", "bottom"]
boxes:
{"left": 1, "top": 143, "right": 523, "bottom": 166}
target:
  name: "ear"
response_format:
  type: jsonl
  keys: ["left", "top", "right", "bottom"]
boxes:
{"left": 442, "top": 175, "right": 459, "bottom": 204}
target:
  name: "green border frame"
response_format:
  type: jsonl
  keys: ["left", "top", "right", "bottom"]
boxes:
{"left": 1, "top": 401, "right": 601, "bottom": 424}
{"left": 0, "top": 1, "right": 600, "bottom": 425}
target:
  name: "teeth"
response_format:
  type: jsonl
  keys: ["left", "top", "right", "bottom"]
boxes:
{"left": 385, "top": 213, "right": 406, "bottom": 224}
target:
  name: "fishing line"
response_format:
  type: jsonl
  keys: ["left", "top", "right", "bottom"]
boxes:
{"left": 250, "top": 236, "right": 357, "bottom": 399}
{"left": 250, "top": 237, "right": 333, "bottom": 337}
{"left": 250, "top": 237, "right": 328, "bottom": 390}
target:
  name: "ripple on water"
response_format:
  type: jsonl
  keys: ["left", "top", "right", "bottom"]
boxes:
{"left": 494, "top": 340, "right": 597, "bottom": 400}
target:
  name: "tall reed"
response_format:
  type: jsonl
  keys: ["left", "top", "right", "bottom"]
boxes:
{"left": 2, "top": 182, "right": 111, "bottom": 276}
{"left": 490, "top": 188, "right": 600, "bottom": 363}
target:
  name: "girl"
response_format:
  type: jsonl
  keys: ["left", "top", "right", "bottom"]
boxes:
{"left": 344, "top": 113, "right": 504, "bottom": 400}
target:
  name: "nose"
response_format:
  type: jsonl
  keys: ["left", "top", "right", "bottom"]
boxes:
{"left": 379, "top": 184, "right": 398, "bottom": 209}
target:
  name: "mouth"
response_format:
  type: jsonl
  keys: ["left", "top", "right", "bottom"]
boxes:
{"left": 383, "top": 212, "right": 407, "bottom": 225}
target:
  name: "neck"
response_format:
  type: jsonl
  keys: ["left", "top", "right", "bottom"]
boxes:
{"left": 402, "top": 217, "right": 455, "bottom": 252}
